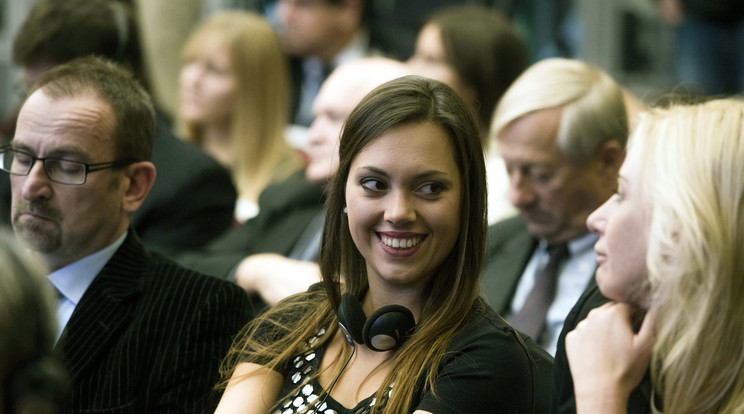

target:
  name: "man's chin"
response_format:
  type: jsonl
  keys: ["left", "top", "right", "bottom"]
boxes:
{"left": 13, "top": 225, "right": 61, "bottom": 254}
{"left": 523, "top": 220, "right": 558, "bottom": 241}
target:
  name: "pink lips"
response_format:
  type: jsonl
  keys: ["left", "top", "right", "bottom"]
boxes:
{"left": 594, "top": 249, "right": 607, "bottom": 265}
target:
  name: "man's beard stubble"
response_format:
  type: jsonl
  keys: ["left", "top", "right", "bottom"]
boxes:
{"left": 12, "top": 198, "right": 63, "bottom": 253}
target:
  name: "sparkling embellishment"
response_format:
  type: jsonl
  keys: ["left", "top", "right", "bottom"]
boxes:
{"left": 273, "top": 328, "right": 392, "bottom": 413}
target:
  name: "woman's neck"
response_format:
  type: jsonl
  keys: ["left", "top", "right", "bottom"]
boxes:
{"left": 200, "top": 122, "right": 232, "bottom": 166}
{"left": 363, "top": 282, "right": 424, "bottom": 322}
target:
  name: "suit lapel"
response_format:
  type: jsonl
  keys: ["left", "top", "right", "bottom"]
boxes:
{"left": 56, "top": 232, "right": 149, "bottom": 381}
{"left": 482, "top": 219, "right": 538, "bottom": 314}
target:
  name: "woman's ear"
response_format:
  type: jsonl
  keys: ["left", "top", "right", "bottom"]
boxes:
{"left": 121, "top": 161, "right": 156, "bottom": 214}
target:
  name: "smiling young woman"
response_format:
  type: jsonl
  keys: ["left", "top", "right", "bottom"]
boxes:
{"left": 215, "top": 75, "right": 552, "bottom": 414}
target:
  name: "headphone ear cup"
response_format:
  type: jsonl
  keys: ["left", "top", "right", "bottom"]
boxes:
{"left": 362, "top": 305, "right": 416, "bottom": 351}
{"left": 337, "top": 293, "right": 366, "bottom": 345}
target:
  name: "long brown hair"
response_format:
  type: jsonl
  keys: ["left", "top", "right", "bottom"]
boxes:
{"left": 221, "top": 75, "right": 487, "bottom": 413}
{"left": 427, "top": 5, "right": 527, "bottom": 143}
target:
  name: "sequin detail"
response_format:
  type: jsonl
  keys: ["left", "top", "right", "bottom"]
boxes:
{"left": 272, "top": 328, "right": 393, "bottom": 414}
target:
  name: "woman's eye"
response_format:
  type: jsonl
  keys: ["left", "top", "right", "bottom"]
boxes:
{"left": 613, "top": 189, "right": 624, "bottom": 202}
{"left": 530, "top": 170, "right": 554, "bottom": 184}
{"left": 206, "top": 62, "right": 227, "bottom": 75}
{"left": 418, "top": 182, "right": 445, "bottom": 196}
{"left": 360, "top": 178, "right": 386, "bottom": 191}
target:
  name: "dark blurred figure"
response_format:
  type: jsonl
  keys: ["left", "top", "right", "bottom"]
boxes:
{"left": 269, "top": 0, "right": 374, "bottom": 126}
{"left": 0, "top": 229, "right": 68, "bottom": 414}
{"left": 658, "top": 0, "right": 744, "bottom": 95}
{"left": 4, "top": 0, "right": 236, "bottom": 255}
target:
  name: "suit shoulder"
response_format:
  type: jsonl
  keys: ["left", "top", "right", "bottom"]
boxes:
{"left": 258, "top": 171, "right": 324, "bottom": 207}
{"left": 146, "top": 253, "right": 247, "bottom": 299}
{"left": 485, "top": 215, "right": 533, "bottom": 253}
{"left": 491, "top": 215, "right": 528, "bottom": 235}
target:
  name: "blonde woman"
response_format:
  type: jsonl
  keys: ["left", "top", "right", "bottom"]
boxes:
{"left": 180, "top": 11, "right": 300, "bottom": 221}
{"left": 567, "top": 99, "right": 744, "bottom": 413}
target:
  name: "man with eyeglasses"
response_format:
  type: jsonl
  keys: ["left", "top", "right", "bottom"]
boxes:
{"left": 2, "top": 0, "right": 237, "bottom": 255}
{"left": 3, "top": 56, "right": 251, "bottom": 413}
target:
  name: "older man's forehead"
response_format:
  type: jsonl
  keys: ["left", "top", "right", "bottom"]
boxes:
{"left": 15, "top": 90, "right": 116, "bottom": 156}
{"left": 317, "top": 60, "right": 409, "bottom": 114}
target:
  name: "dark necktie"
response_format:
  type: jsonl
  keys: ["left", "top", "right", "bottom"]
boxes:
{"left": 507, "top": 243, "right": 570, "bottom": 340}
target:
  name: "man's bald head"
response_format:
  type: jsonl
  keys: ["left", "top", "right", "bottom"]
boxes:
{"left": 304, "top": 57, "right": 409, "bottom": 182}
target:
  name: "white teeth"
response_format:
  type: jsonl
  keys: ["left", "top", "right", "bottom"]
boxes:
{"left": 380, "top": 235, "right": 423, "bottom": 249}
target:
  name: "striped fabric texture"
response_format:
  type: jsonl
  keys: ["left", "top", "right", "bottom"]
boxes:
{"left": 55, "top": 232, "right": 252, "bottom": 413}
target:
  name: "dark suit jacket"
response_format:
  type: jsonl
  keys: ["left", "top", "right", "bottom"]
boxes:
{"left": 56, "top": 231, "right": 252, "bottom": 413}
{"left": 481, "top": 216, "right": 539, "bottom": 315}
{"left": 551, "top": 284, "right": 652, "bottom": 414}
{"left": 131, "top": 112, "right": 236, "bottom": 255}
{"left": 176, "top": 171, "right": 325, "bottom": 279}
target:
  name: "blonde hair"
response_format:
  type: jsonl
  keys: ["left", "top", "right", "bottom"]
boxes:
{"left": 491, "top": 58, "right": 628, "bottom": 163}
{"left": 631, "top": 99, "right": 744, "bottom": 413}
{"left": 180, "top": 11, "right": 299, "bottom": 202}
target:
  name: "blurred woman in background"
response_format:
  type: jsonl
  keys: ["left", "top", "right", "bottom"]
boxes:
{"left": 408, "top": 5, "right": 528, "bottom": 224}
{"left": 179, "top": 11, "right": 300, "bottom": 221}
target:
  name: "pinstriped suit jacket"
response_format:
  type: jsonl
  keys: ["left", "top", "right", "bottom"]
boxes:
{"left": 55, "top": 232, "right": 252, "bottom": 413}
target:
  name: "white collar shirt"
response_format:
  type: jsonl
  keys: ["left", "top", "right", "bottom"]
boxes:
{"left": 48, "top": 231, "right": 128, "bottom": 343}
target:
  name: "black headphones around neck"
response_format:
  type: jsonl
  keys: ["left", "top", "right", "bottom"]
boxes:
{"left": 337, "top": 293, "right": 416, "bottom": 352}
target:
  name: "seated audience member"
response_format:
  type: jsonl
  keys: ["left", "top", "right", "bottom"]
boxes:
{"left": 482, "top": 58, "right": 629, "bottom": 355}
{"left": 273, "top": 0, "right": 375, "bottom": 126}
{"left": 0, "top": 229, "right": 68, "bottom": 413}
{"left": 214, "top": 75, "right": 553, "bottom": 414}
{"left": 9, "top": 0, "right": 236, "bottom": 254}
{"left": 560, "top": 99, "right": 744, "bottom": 413}
{"left": 179, "top": 11, "right": 301, "bottom": 221}
{"left": 1, "top": 57, "right": 251, "bottom": 412}
{"left": 177, "top": 57, "right": 410, "bottom": 309}
{"left": 407, "top": 5, "right": 528, "bottom": 223}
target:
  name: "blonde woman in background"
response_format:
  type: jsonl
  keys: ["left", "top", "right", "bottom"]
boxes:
{"left": 180, "top": 11, "right": 300, "bottom": 221}
{"left": 567, "top": 99, "right": 744, "bottom": 413}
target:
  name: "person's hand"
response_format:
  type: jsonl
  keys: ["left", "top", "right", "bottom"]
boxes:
{"left": 566, "top": 302, "right": 655, "bottom": 414}
{"left": 235, "top": 254, "right": 321, "bottom": 305}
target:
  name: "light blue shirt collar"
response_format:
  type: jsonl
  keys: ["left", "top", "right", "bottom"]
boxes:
{"left": 48, "top": 231, "right": 128, "bottom": 341}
